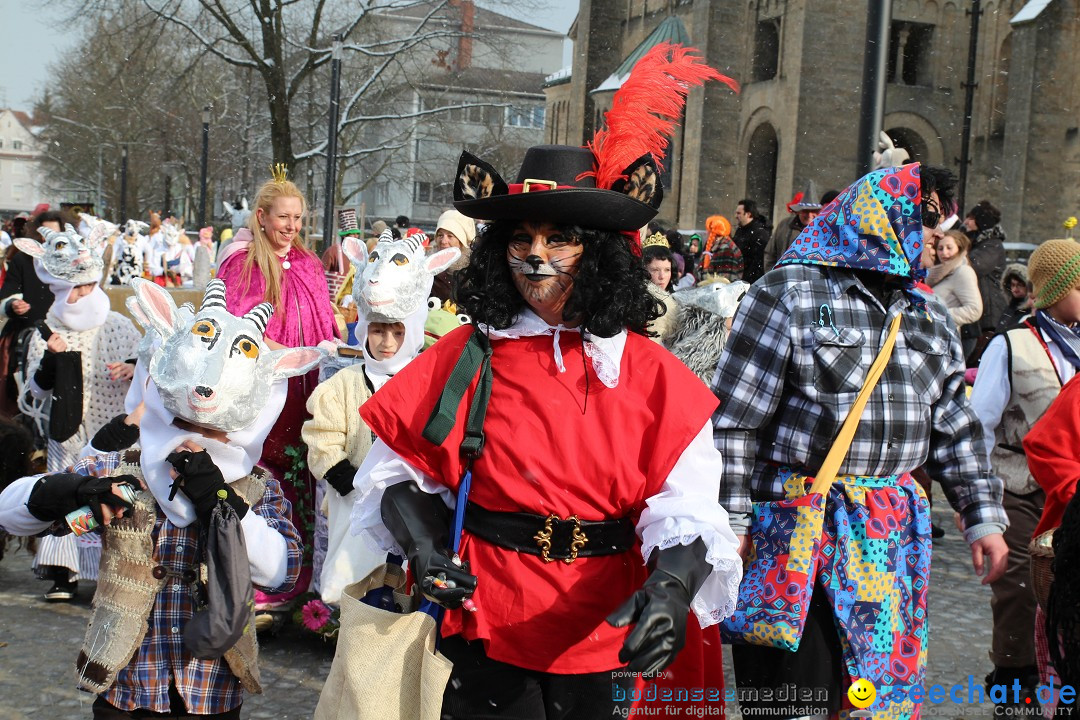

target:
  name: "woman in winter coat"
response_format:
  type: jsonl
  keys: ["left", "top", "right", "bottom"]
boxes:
{"left": 926, "top": 230, "right": 983, "bottom": 341}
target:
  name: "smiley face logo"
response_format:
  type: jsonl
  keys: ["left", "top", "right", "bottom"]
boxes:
{"left": 848, "top": 678, "right": 877, "bottom": 709}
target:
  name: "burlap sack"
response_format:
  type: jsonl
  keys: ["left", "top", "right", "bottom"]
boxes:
{"left": 314, "top": 563, "right": 453, "bottom": 720}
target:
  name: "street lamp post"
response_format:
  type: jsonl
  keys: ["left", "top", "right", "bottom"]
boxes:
{"left": 856, "top": 0, "right": 894, "bottom": 176}
{"left": 199, "top": 105, "right": 211, "bottom": 228}
{"left": 322, "top": 33, "right": 343, "bottom": 253}
{"left": 120, "top": 143, "right": 129, "bottom": 220}
{"left": 957, "top": 0, "right": 982, "bottom": 214}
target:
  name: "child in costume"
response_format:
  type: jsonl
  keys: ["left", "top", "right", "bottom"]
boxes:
{"left": 154, "top": 222, "right": 195, "bottom": 287}
{"left": 969, "top": 238, "right": 1080, "bottom": 705}
{"left": 0, "top": 277, "right": 320, "bottom": 718}
{"left": 16, "top": 223, "right": 141, "bottom": 601}
{"left": 667, "top": 279, "right": 751, "bottom": 383}
{"left": 302, "top": 229, "right": 459, "bottom": 605}
{"left": 642, "top": 232, "right": 678, "bottom": 345}
{"left": 111, "top": 220, "right": 150, "bottom": 285}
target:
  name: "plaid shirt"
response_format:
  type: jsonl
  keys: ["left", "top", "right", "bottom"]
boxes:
{"left": 711, "top": 264, "right": 1007, "bottom": 536}
{"left": 66, "top": 452, "right": 302, "bottom": 715}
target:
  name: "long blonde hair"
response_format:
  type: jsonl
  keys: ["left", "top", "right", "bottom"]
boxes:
{"left": 242, "top": 177, "right": 312, "bottom": 309}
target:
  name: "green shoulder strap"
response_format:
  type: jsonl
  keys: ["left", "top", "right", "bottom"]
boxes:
{"left": 421, "top": 328, "right": 493, "bottom": 459}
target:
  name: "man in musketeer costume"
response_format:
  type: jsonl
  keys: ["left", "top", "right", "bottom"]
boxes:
{"left": 350, "top": 44, "right": 743, "bottom": 719}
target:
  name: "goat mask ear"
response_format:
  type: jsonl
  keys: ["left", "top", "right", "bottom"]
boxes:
{"left": 130, "top": 278, "right": 179, "bottom": 340}
{"left": 269, "top": 346, "right": 325, "bottom": 380}
{"left": 609, "top": 153, "right": 663, "bottom": 210}
{"left": 454, "top": 151, "right": 507, "bottom": 202}
{"left": 342, "top": 236, "right": 367, "bottom": 268}
{"left": 14, "top": 237, "right": 45, "bottom": 258}
{"left": 125, "top": 295, "right": 152, "bottom": 331}
{"left": 425, "top": 247, "right": 461, "bottom": 276}
{"left": 85, "top": 222, "right": 113, "bottom": 252}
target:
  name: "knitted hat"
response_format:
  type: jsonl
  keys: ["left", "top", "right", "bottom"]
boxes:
{"left": 436, "top": 209, "right": 476, "bottom": 247}
{"left": 1029, "top": 239, "right": 1080, "bottom": 309}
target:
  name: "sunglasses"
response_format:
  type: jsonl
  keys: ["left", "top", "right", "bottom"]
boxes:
{"left": 921, "top": 198, "right": 942, "bottom": 230}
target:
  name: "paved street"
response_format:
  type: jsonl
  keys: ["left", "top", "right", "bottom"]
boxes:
{"left": 0, "top": 503, "right": 1003, "bottom": 718}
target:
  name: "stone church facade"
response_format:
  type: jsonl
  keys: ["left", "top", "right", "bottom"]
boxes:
{"left": 545, "top": 0, "right": 1079, "bottom": 244}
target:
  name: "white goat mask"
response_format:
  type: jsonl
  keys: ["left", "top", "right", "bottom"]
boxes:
{"left": 124, "top": 219, "right": 149, "bottom": 238}
{"left": 342, "top": 229, "right": 459, "bottom": 323}
{"left": 162, "top": 222, "right": 182, "bottom": 246}
{"left": 132, "top": 277, "right": 325, "bottom": 432}
{"left": 16, "top": 223, "right": 105, "bottom": 285}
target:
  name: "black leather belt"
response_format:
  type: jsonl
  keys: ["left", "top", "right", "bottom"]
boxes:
{"left": 463, "top": 503, "right": 636, "bottom": 564}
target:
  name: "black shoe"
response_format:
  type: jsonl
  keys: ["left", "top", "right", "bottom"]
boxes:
{"left": 44, "top": 578, "right": 77, "bottom": 602}
{"left": 931, "top": 524, "right": 945, "bottom": 539}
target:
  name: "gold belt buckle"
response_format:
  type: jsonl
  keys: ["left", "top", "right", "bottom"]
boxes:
{"left": 533, "top": 514, "right": 589, "bottom": 564}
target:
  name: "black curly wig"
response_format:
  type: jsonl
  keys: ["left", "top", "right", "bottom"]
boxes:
{"left": 455, "top": 220, "right": 663, "bottom": 338}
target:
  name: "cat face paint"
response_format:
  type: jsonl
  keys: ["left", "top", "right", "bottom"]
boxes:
{"left": 507, "top": 221, "right": 583, "bottom": 326}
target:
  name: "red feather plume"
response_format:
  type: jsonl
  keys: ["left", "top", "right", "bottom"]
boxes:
{"left": 588, "top": 43, "right": 739, "bottom": 190}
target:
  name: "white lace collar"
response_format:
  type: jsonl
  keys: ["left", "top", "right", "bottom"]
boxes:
{"left": 478, "top": 309, "right": 625, "bottom": 388}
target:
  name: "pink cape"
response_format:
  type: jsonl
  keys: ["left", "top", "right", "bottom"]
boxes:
{"left": 216, "top": 243, "right": 338, "bottom": 348}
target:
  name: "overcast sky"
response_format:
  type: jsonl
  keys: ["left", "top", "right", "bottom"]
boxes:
{"left": 0, "top": 0, "right": 578, "bottom": 111}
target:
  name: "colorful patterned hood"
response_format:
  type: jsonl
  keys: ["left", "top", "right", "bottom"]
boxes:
{"left": 778, "top": 164, "right": 926, "bottom": 284}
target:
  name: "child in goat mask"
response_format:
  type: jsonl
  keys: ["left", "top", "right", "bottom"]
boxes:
{"left": 301, "top": 303, "right": 427, "bottom": 606}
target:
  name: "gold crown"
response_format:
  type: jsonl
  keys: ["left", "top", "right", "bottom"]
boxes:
{"left": 441, "top": 299, "right": 458, "bottom": 314}
{"left": 642, "top": 231, "right": 670, "bottom": 249}
{"left": 270, "top": 163, "right": 289, "bottom": 184}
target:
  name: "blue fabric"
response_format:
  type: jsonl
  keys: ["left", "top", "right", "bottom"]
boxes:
{"left": 1035, "top": 310, "right": 1080, "bottom": 370}
{"left": 777, "top": 164, "right": 927, "bottom": 305}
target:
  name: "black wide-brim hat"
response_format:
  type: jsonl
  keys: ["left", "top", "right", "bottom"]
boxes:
{"left": 453, "top": 145, "right": 663, "bottom": 232}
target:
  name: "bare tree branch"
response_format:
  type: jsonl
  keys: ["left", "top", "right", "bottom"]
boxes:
{"left": 140, "top": 0, "right": 261, "bottom": 68}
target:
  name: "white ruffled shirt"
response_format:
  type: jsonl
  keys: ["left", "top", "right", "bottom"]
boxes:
{"left": 349, "top": 311, "right": 743, "bottom": 627}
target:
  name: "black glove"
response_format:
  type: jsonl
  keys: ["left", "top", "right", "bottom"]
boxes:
{"left": 27, "top": 472, "right": 139, "bottom": 526}
{"left": 34, "top": 350, "right": 59, "bottom": 391}
{"left": 324, "top": 458, "right": 358, "bottom": 497}
{"left": 606, "top": 538, "right": 710, "bottom": 675}
{"left": 91, "top": 414, "right": 141, "bottom": 452}
{"left": 167, "top": 450, "right": 247, "bottom": 524}
{"left": 381, "top": 481, "right": 477, "bottom": 609}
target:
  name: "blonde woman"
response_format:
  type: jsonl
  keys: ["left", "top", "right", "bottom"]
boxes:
{"left": 926, "top": 229, "right": 983, "bottom": 331}
{"left": 216, "top": 170, "right": 339, "bottom": 618}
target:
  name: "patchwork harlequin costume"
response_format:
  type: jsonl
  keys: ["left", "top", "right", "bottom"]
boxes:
{"left": 350, "top": 43, "right": 743, "bottom": 720}
{"left": 0, "top": 278, "right": 321, "bottom": 717}
{"left": 712, "top": 164, "right": 1008, "bottom": 720}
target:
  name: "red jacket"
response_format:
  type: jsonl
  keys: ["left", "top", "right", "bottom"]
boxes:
{"left": 1023, "top": 374, "right": 1080, "bottom": 536}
